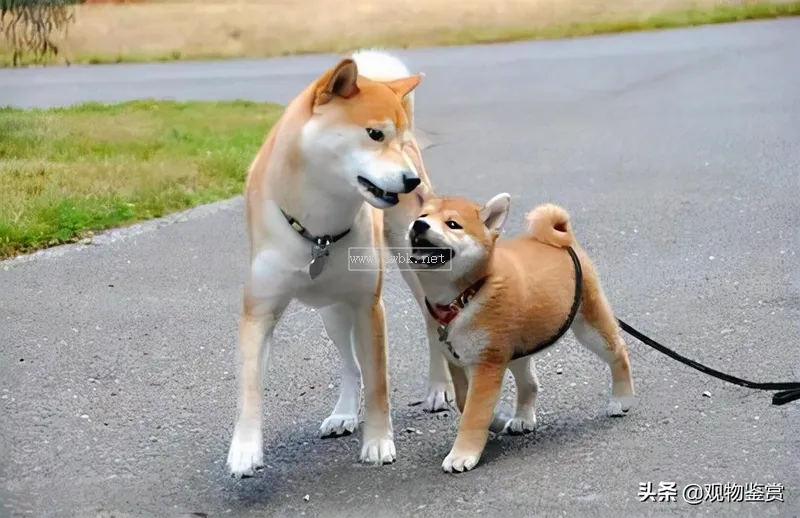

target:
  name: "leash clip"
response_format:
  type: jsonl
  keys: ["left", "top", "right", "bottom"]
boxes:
{"left": 436, "top": 324, "right": 449, "bottom": 344}
{"left": 315, "top": 235, "right": 332, "bottom": 248}
{"left": 312, "top": 235, "right": 332, "bottom": 260}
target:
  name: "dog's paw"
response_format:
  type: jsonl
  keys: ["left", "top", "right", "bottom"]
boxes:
{"left": 442, "top": 450, "right": 481, "bottom": 473}
{"left": 503, "top": 415, "right": 537, "bottom": 435}
{"left": 320, "top": 413, "right": 359, "bottom": 438}
{"left": 606, "top": 395, "right": 635, "bottom": 417}
{"left": 360, "top": 435, "right": 396, "bottom": 465}
{"left": 227, "top": 427, "right": 264, "bottom": 478}
{"left": 421, "top": 383, "right": 454, "bottom": 412}
{"left": 489, "top": 409, "right": 513, "bottom": 434}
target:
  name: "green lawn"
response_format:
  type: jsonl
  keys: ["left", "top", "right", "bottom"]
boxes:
{"left": 436, "top": 2, "right": 800, "bottom": 46}
{"left": 0, "top": 100, "right": 282, "bottom": 259}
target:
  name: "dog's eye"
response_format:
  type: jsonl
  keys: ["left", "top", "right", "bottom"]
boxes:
{"left": 446, "top": 220, "right": 462, "bottom": 230}
{"left": 419, "top": 214, "right": 428, "bottom": 218}
{"left": 366, "top": 128, "right": 385, "bottom": 142}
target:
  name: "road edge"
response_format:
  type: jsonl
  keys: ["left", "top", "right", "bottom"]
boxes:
{"left": 1, "top": 196, "right": 244, "bottom": 270}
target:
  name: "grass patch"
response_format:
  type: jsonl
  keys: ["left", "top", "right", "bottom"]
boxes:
{"left": 431, "top": 1, "right": 800, "bottom": 46}
{"left": 0, "top": 100, "right": 282, "bottom": 259}
{"left": 1, "top": 0, "right": 799, "bottom": 67}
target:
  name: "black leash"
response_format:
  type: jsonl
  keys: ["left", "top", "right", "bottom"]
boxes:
{"left": 617, "top": 319, "right": 800, "bottom": 406}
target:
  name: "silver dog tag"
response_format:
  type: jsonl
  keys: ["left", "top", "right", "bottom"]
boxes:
{"left": 308, "top": 239, "right": 331, "bottom": 280}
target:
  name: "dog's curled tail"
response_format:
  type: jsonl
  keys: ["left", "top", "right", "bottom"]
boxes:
{"left": 525, "top": 204, "right": 575, "bottom": 248}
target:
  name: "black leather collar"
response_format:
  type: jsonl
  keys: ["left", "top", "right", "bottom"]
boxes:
{"left": 280, "top": 208, "right": 351, "bottom": 247}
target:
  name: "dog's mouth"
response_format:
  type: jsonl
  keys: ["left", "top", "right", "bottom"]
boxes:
{"left": 409, "top": 236, "right": 453, "bottom": 269}
{"left": 357, "top": 176, "right": 400, "bottom": 207}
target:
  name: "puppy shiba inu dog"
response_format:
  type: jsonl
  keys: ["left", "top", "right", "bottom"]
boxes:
{"left": 407, "top": 193, "right": 636, "bottom": 473}
{"left": 226, "top": 50, "right": 455, "bottom": 477}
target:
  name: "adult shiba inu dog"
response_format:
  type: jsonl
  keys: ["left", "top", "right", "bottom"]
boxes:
{"left": 226, "top": 49, "right": 455, "bottom": 477}
{"left": 407, "top": 193, "right": 636, "bottom": 473}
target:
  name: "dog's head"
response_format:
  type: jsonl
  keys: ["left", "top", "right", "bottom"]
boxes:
{"left": 408, "top": 192, "right": 511, "bottom": 280}
{"left": 300, "top": 58, "right": 423, "bottom": 209}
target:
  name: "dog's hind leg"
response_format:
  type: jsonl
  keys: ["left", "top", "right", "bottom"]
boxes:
{"left": 399, "top": 266, "right": 455, "bottom": 412}
{"left": 503, "top": 356, "right": 539, "bottom": 435}
{"left": 319, "top": 303, "right": 361, "bottom": 438}
{"left": 571, "top": 265, "right": 635, "bottom": 417}
{"left": 227, "top": 292, "right": 290, "bottom": 477}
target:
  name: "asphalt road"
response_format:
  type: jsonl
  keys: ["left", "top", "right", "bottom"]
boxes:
{"left": 2, "top": 18, "right": 800, "bottom": 518}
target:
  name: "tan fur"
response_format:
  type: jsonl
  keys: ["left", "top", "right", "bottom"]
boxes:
{"left": 366, "top": 296, "right": 390, "bottom": 416}
{"left": 525, "top": 203, "right": 575, "bottom": 248}
{"left": 228, "top": 53, "right": 437, "bottom": 476}
{"left": 413, "top": 196, "right": 635, "bottom": 473}
{"left": 366, "top": 196, "right": 391, "bottom": 417}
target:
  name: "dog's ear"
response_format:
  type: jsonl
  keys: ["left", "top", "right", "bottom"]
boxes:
{"left": 315, "top": 58, "right": 360, "bottom": 105}
{"left": 385, "top": 73, "right": 424, "bottom": 99}
{"left": 479, "top": 193, "right": 511, "bottom": 233}
{"left": 413, "top": 181, "right": 433, "bottom": 208}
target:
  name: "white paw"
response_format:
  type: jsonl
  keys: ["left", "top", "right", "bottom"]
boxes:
{"left": 421, "top": 383, "right": 454, "bottom": 412}
{"left": 489, "top": 409, "right": 513, "bottom": 434}
{"left": 606, "top": 395, "right": 635, "bottom": 417}
{"left": 227, "top": 426, "right": 263, "bottom": 478}
{"left": 320, "top": 413, "right": 359, "bottom": 438}
{"left": 442, "top": 450, "right": 481, "bottom": 473}
{"left": 360, "top": 436, "right": 396, "bottom": 465}
{"left": 503, "top": 415, "right": 537, "bottom": 435}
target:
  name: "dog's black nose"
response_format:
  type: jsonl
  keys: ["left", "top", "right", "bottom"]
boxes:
{"left": 402, "top": 175, "right": 421, "bottom": 194}
{"left": 411, "top": 219, "right": 430, "bottom": 235}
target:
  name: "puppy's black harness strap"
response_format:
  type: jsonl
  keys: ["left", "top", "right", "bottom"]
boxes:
{"left": 510, "top": 245, "right": 583, "bottom": 361}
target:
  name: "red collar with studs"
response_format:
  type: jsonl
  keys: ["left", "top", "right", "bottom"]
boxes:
{"left": 424, "top": 277, "right": 488, "bottom": 327}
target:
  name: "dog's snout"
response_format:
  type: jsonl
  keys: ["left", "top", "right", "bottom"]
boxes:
{"left": 402, "top": 174, "right": 421, "bottom": 194}
{"left": 411, "top": 219, "right": 430, "bottom": 235}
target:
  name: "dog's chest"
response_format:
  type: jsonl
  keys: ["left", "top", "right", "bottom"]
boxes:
{"left": 249, "top": 225, "right": 380, "bottom": 307}
{"left": 436, "top": 307, "right": 489, "bottom": 366}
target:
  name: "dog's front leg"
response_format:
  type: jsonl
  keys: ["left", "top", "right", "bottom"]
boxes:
{"left": 422, "top": 316, "right": 456, "bottom": 411}
{"left": 227, "top": 292, "right": 289, "bottom": 477}
{"left": 503, "top": 356, "right": 539, "bottom": 435}
{"left": 448, "top": 361, "right": 516, "bottom": 435}
{"left": 442, "top": 361, "right": 505, "bottom": 473}
{"left": 447, "top": 361, "right": 468, "bottom": 413}
{"left": 351, "top": 295, "right": 396, "bottom": 464}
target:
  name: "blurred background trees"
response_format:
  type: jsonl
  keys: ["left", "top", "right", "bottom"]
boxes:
{"left": 1, "top": 0, "right": 80, "bottom": 66}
